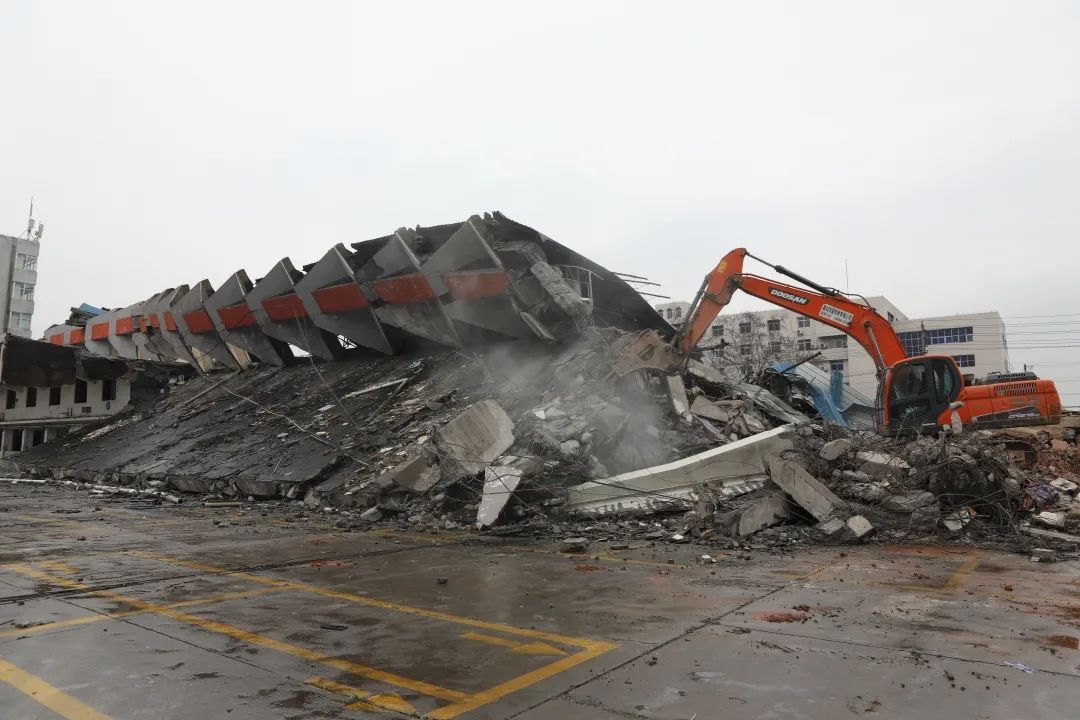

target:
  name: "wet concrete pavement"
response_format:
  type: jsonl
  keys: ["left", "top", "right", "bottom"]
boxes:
{"left": 1, "top": 482, "right": 1079, "bottom": 719}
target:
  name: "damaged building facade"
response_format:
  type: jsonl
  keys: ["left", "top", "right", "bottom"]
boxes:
{"left": 0, "top": 334, "right": 187, "bottom": 457}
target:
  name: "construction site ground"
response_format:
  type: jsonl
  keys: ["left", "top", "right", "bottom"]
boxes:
{"left": 2, "top": 483, "right": 1079, "bottom": 720}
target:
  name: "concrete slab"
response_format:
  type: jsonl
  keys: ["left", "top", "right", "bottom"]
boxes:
{"left": 568, "top": 426, "right": 795, "bottom": 516}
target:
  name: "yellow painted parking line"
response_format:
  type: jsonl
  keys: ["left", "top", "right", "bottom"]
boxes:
{"left": 875, "top": 550, "right": 984, "bottom": 594}
{"left": 132, "top": 551, "right": 619, "bottom": 717}
{"left": 0, "top": 657, "right": 113, "bottom": 720}
{"left": 131, "top": 550, "right": 615, "bottom": 650}
{"left": 426, "top": 640, "right": 614, "bottom": 719}
{"left": 39, "top": 560, "right": 81, "bottom": 575}
{"left": 307, "top": 676, "right": 419, "bottom": 716}
{"left": 5, "top": 563, "right": 467, "bottom": 704}
{"left": 460, "top": 631, "right": 566, "bottom": 656}
{"left": 0, "top": 585, "right": 286, "bottom": 640}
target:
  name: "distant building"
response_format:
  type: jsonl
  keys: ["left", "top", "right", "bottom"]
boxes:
{"left": 655, "top": 296, "right": 1009, "bottom": 399}
{"left": 0, "top": 233, "right": 40, "bottom": 338}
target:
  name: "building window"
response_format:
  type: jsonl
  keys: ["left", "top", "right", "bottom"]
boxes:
{"left": 74, "top": 380, "right": 88, "bottom": 404}
{"left": 830, "top": 360, "right": 845, "bottom": 374}
{"left": 25, "top": 387, "right": 37, "bottom": 408}
{"left": 739, "top": 322, "right": 752, "bottom": 334}
{"left": 739, "top": 344, "right": 751, "bottom": 356}
{"left": 887, "top": 312, "right": 896, "bottom": 323}
{"left": 897, "top": 330, "right": 924, "bottom": 356}
{"left": 10, "top": 430, "right": 22, "bottom": 452}
{"left": 17, "top": 253, "right": 37, "bottom": 272}
{"left": 952, "top": 354, "right": 976, "bottom": 368}
{"left": 31, "top": 429, "right": 44, "bottom": 446}
{"left": 819, "top": 335, "right": 848, "bottom": 349}
{"left": 710, "top": 325, "right": 723, "bottom": 337}
{"left": 101, "top": 378, "right": 117, "bottom": 402}
{"left": 926, "top": 327, "right": 973, "bottom": 345}
{"left": 769, "top": 340, "right": 782, "bottom": 355}
{"left": 767, "top": 318, "right": 781, "bottom": 332}
{"left": 674, "top": 307, "right": 682, "bottom": 320}
{"left": 797, "top": 339, "right": 813, "bottom": 352}
{"left": 797, "top": 317, "right": 810, "bottom": 328}
{"left": 11, "top": 282, "right": 34, "bottom": 301}
{"left": 49, "top": 386, "right": 62, "bottom": 405}
{"left": 6, "top": 390, "right": 17, "bottom": 409}
{"left": 8, "top": 311, "right": 31, "bottom": 330}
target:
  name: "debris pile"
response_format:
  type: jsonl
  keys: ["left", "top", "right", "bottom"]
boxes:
{"left": 4, "top": 325, "right": 1079, "bottom": 556}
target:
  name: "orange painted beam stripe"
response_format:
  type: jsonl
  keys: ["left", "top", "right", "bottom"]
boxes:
{"left": 217, "top": 303, "right": 256, "bottom": 329}
{"left": 312, "top": 282, "right": 368, "bottom": 313}
{"left": 262, "top": 293, "right": 308, "bottom": 321}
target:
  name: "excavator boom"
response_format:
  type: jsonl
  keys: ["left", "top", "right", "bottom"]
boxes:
{"left": 676, "top": 248, "right": 906, "bottom": 372}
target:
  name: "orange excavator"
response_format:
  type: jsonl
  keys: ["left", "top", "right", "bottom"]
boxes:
{"left": 617, "top": 248, "right": 1062, "bottom": 435}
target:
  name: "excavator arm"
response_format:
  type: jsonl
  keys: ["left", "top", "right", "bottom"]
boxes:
{"left": 675, "top": 248, "right": 908, "bottom": 372}
{"left": 611, "top": 247, "right": 1060, "bottom": 435}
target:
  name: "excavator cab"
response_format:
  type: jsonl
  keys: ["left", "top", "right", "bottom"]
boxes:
{"left": 879, "top": 356, "right": 963, "bottom": 435}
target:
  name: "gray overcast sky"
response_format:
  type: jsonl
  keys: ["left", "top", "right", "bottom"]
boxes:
{"left": 2, "top": 2, "right": 1079, "bottom": 400}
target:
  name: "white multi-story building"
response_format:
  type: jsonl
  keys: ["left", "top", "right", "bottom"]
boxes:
{"left": 655, "top": 297, "right": 1009, "bottom": 400}
{"left": 0, "top": 233, "right": 40, "bottom": 338}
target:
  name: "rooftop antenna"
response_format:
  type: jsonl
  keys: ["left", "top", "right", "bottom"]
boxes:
{"left": 25, "top": 196, "right": 34, "bottom": 238}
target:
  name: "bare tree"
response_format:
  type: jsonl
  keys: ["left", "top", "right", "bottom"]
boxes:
{"left": 702, "top": 311, "right": 805, "bottom": 382}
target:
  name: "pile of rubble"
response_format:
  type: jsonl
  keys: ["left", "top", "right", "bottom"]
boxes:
{"left": 5, "top": 325, "right": 1079, "bottom": 556}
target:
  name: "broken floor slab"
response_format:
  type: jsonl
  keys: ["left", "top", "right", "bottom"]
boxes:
{"left": 434, "top": 400, "right": 515, "bottom": 482}
{"left": 566, "top": 426, "right": 795, "bottom": 516}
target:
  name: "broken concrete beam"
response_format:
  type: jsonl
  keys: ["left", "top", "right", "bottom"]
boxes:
{"left": 846, "top": 514, "right": 874, "bottom": 539}
{"left": 664, "top": 375, "right": 693, "bottom": 422}
{"left": 766, "top": 455, "right": 843, "bottom": 522}
{"left": 1031, "top": 547, "right": 1057, "bottom": 563}
{"left": 566, "top": 426, "right": 795, "bottom": 516}
{"left": 856, "top": 450, "right": 910, "bottom": 480}
{"left": 813, "top": 517, "right": 848, "bottom": 541}
{"left": 819, "top": 438, "right": 853, "bottom": 461}
{"left": 689, "top": 396, "right": 740, "bottom": 423}
{"left": 718, "top": 490, "right": 792, "bottom": 537}
{"left": 1034, "top": 511, "right": 1067, "bottom": 529}
{"left": 881, "top": 490, "right": 936, "bottom": 513}
{"left": 373, "top": 452, "right": 441, "bottom": 494}
{"left": 476, "top": 465, "right": 524, "bottom": 529}
{"left": 1023, "top": 526, "right": 1080, "bottom": 544}
{"left": 435, "top": 400, "right": 514, "bottom": 481}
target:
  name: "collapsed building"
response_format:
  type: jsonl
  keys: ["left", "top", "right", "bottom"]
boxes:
{"left": 3, "top": 212, "right": 1079, "bottom": 553}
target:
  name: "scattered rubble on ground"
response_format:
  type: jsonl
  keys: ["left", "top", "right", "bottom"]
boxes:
{"left": 2, "top": 327, "right": 1079, "bottom": 558}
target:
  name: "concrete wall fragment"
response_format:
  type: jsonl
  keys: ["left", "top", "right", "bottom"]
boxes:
{"left": 294, "top": 244, "right": 394, "bottom": 355}
{"left": 246, "top": 258, "right": 346, "bottom": 362}
{"left": 171, "top": 281, "right": 247, "bottom": 370}
{"left": 205, "top": 270, "right": 292, "bottom": 366}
